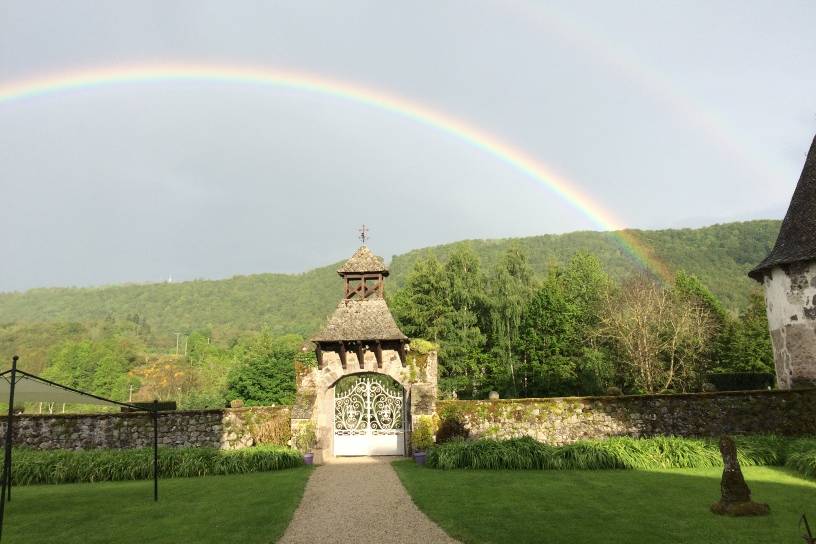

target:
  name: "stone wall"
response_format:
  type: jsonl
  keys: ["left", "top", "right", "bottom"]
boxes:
{"left": 438, "top": 389, "right": 816, "bottom": 444}
{"left": 0, "top": 406, "right": 291, "bottom": 450}
{"left": 762, "top": 261, "right": 816, "bottom": 389}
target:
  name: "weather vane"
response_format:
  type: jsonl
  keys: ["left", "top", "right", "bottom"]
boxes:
{"left": 358, "top": 224, "right": 369, "bottom": 244}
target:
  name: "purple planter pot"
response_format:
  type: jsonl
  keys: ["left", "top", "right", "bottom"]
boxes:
{"left": 413, "top": 451, "right": 427, "bottom": 465}
{"left": 303, "top": 452, "right": 314, "bottom": 465}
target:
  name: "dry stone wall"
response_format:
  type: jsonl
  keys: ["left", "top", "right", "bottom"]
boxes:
{"left": 0, "top": 406, "right": 291, "bottom": 450}
{"left": 439, "top": 389, "right": 816, "bottom": 444}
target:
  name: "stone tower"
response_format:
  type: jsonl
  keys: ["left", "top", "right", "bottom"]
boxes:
{"left": 749, "top": 134, "right": 816, "bottom": 389}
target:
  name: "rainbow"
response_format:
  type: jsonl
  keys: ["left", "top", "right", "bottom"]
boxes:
{"left": 504, "top": 0, "right": 782, "bottom": 193}
{"left": 0, "top": 63, "right": 673, "bottom": 281}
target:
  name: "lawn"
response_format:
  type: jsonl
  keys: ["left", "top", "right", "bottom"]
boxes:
{"left": 1, "top": 467, "right": 312, "bottom": 544}
{"left": 393, "top": 461, "right": 816, "bottom": 544}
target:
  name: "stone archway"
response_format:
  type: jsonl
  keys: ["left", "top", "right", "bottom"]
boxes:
{"left": 333, "top": 373, "right": 405, "bottom": 456}
{"left": 292, "top": 347, "right": 437, "bottom": 463}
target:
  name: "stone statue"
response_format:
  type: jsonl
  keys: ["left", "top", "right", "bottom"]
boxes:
{"left": 710, "top": 436, "right": 769, "bottom": 516}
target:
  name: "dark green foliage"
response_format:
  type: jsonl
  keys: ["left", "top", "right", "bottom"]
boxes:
{"left": 711, "top": 292, "right": 775, "bottom": 374}
{"left": 706, "top": 373, "right": 775, "bottom": 391}
{"left": 425, "top": 435, "right": 788, "bottom": 471}
{"left": 2, "top": 445, "right": 302, "bottom": 485}
{"left": 518, "top": 253, "right": 614, "bottom": 397}
{"left": 435, "top": 416, "right": 469, "bottom": 444}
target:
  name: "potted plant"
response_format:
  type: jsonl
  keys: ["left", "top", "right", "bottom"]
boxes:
{"left": 294, "top": 421, "right": 317, "bottom": 465}
{"left": 411, "top": 416, "right": 435, "bottom": 465}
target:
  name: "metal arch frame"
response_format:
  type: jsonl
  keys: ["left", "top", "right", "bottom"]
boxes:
{"left": 0, "top": 357, "right": 161, "bottom": 542}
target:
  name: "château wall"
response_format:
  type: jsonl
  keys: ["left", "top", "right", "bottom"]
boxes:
{"left": 438, "top": 389, "right": 816, "bottom": 444}
{"left": 761, "top": 261, "right": 816, "bottom": 389}
{"left": 0, "top": 406, "right": 291, "bottom": 450}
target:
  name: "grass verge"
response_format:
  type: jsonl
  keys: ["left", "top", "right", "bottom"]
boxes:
{"left": 3, "top": 467, "right": 312, "bottom": 544}
{"left": 394, "top": 460, "right": 816, "bottom": 544}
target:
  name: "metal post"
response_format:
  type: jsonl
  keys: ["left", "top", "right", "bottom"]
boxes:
{"left": 153, "top": 399, "right": 158, "bottom": 502}
{"left": 0, "top": 355, "right": 19, "bottom": 541}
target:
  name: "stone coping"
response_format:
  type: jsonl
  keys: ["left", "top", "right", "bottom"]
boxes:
{"left": 441, "top": 388, "right": 816, "bottom": 404}
{"left": 0, "top": 404, "right": 291, "bottom": 420}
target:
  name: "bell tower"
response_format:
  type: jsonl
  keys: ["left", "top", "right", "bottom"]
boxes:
{"left": 311, "top": 226, "right": 408, "bottom": 369}
{"left": 340, "top": 226, "right": 387, "bottom": 300}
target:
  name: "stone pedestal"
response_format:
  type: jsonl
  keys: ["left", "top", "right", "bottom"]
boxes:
{"left": 711, "top": 436, "right": 769, "bottom": 516}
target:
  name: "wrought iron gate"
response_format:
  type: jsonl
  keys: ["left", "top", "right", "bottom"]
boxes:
{"left": 334, "top": 376, "right": 405, "bottom": 456}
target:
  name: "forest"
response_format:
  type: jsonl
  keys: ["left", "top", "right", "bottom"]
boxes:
{"left": 0, "top": 220, "right": 778, "bottom": 409}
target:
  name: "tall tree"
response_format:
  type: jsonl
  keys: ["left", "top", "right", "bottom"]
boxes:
{"left": 391, "top": 255, "right": 448, "bottom": 342}
{"left": 486, "top": 246, "right": 535, "bottom": 396}
{"left": 519, "top": 253, "right": 612, "bottom": 396}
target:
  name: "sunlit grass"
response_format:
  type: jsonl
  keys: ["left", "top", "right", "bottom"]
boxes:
{"left": 2, "top": 468, "right": 312, "bottom": 544}
{"left": 394, "top": 461, "right": 816, "bottom": 544}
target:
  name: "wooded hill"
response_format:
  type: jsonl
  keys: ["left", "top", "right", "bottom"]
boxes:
{"left": 0, "top": 220, "right": 779, "bottom": 351}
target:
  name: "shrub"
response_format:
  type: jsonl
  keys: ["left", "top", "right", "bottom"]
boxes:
{"left": 1, "top": 445, "right": 303, "bottom": 486}
{"left": 251, "top": 414, "right": 292, "bottom": 446}
{"left": 436, "top": 416, "right": 469, "bottom": 444}
{"left": 425, "top": 435, "right": 790, "bottom": 471}
{"left": 412, "top": 416, "right": 436, "bottom": 452}
{"left": 706, "top": 373, "right": 774, "bottom": 391}
{"left": 293, "top": 421, "right": 317, "bottom": 453}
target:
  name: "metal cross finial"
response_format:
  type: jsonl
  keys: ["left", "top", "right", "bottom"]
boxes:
{"left": 358, "top": 224, "right": 369, "bottom": 244}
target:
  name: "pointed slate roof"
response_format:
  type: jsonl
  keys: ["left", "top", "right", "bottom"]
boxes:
{"left": 336, "top": 245, "right": 389, "bottom": 276}
{"left": 311, "top": 299, "right": 408, "bottom": 342}
{"left": 750, "top": 134, "right": 816, "bottom": 281}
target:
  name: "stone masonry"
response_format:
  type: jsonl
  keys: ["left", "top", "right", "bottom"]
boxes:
{"left": 0, "top": 406, "right": 291, "bottom": 450}
{"left": 439, "top": 389, "right": 816, "bottom": 444}
{"left": 761, "top": 262, "right": 816, "bottom": 389}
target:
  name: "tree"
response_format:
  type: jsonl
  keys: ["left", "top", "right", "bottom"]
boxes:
{"left": 519, "top": 253, "right": 613, "bottom": 396}
{"left": 391, "top": 255, "right": 448, "bottom": 342}
{"left": 225, "top": 332, "right": 301, "bottom": 405}
{"left": 712, "top": 291, "right": 774, "bottom": 374}
{"left": 44, "top": 338, "right": 140, "bottom": 401}
{"left": 486, "top": 246, "right": 535, "bottom": 396}
{"left": 598, "top": 276, "right": 715, "bottom": 394}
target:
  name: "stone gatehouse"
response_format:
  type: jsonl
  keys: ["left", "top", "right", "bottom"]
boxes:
{"left": 292, "top": 243, "right": 437, "bottom": 462}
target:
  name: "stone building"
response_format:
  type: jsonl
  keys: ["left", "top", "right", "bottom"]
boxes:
{"left": 292, "top": 243, "right": 437, "bottom": 462}
{"left": 749, "top": 134, "right": 816, "bottom": 389}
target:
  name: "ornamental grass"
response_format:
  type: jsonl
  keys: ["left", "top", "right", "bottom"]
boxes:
{"left": 425, "top": 435, "right": 795, "bottom": 472}
{"left": 2, "top": 444, "right": 302, "bottom": 485}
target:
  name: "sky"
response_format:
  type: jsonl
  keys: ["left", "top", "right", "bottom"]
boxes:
{"left": 1, "top": 1, "right": 814, "bottom": 292}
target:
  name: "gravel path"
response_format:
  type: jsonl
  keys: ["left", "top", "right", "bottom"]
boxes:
{"left": 277, "top": 457, "right": 459, "bottom": 544}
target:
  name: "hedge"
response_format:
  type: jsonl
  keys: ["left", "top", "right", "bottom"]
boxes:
{"left": 1, "top": 445, "right": 303, "bottom": 486}
{"left": 705, "top": 373, "right": 775, "bottom": 391}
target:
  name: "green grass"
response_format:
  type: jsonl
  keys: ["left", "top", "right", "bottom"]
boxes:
{"left": 394, "top": 461, "right": 816, "bottom": 544}
{"left": 2, "top": 467, "right": 312, "bottom": 544}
